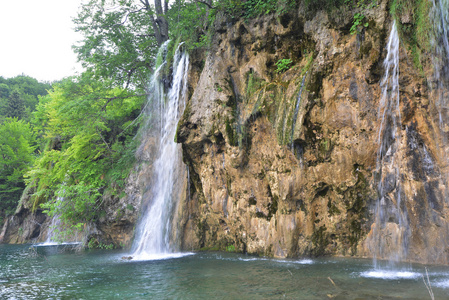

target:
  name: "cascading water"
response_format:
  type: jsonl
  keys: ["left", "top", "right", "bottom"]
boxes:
{"left": 131, "top": 43, "right": 190, "bottom": 260}
{"left": 38, "top": 197, "right": 80, "bottom": 246}
{"left": 369, "top": 20, "right": 410, "bottom": 266}
{"left": 43, "top": 213, "right": 62, "bottom": 245}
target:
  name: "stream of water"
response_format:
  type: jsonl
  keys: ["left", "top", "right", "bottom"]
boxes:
{"left": 131, "top": 43, "right": 189, "bottom": 260}
{"left": 369, "top": 20, "right": 410, "bottom": 265}
{"left": 2, "top": 244, "right": 449, "bottom": 299}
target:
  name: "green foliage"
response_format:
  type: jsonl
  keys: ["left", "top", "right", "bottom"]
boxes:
{"left": 242, "top": 0, "right": 296, "bottom": 18}
{"left": 4, "top": 90, "right": 26, "bottom": 120}
{"left": 390, "top": 0, "right": 432, "bottom": 72}
{"left": 0, "top": 75, "right": 51, "bottom": 122}
{"left": 0, "top": 118, "right": 37, "bottom": 216}
{"left": 214, "top": 0, "right": 296, "bottom": 19}
{"left": 26, "top": 72, "right": 143, "bottom": 229}
{"left": 87, "top": 237, "right": 115, "bottom": 250}
{"left": 350, "top": 13, "right": 369, "bottom": 35}
{"left": 73, "top": 0, "right": 159, "bottom": 89}
{"left": 275, "top": 58, "right": 293, "bottom": 73}
{"left": 304, "top": 0, "right": 346, "bottom": 12}
{"left": 167, "top": 0, "right": 212, "bottom": 51}
{"left": 225, "top": 244, "right": 236, "bottom": 252}
{"left": 214, "top": 0, "right": 243, "bottom": 18}
{"left": 246, "top": 71, "right": 265, "bottom": 98}
{"left": 225, "top": 117, "right": 237, "bottom": 146}
{"left": 302, "top": 52, "right": 315, "bottom": 76}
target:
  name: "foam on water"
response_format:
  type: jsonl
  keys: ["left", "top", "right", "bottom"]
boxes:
{"left": 130, "top": 252, "right": 195, "bottom": 262}
{"left": 34, "top": 242, "right": 82, "bottom": 247}
{"left": 360, "top": 270, "right": 420, "bottom": 280}
{"left": 433, "top": 279, "right": 449, "bottom": 289}
{"left": 274, "top": 259, "right": 314, "bottom": 265}
{"left": 237, "top": 257, "right": 267, "bottom": 262}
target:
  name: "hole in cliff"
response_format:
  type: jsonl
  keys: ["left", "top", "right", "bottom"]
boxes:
{"left": 214, "top": 132, "right": 225, "bottom": 151}
{"left": 315, "top": 183, "right": 330, "bottom": 197}
{"left": 30, "top": 226, "right": 41, "bottom": 239}
{"left": 239, "top": 24, "right": 248, "bottom": 35}
{"left": 279, "top": 14, "right": 292, "bottom": 28}
{"left": 292, "top": 139, "right": 306, "bottom": 160}
{"left": 248, "top": 196, "right": 257, "bottom": 205}
{"left": 296, "top": 200, "right": 306, "bottom": 212}
{"left": 255, "top": 211, "right": 266, "bottom": 218}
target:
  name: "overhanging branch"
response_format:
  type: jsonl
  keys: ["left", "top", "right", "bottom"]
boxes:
{"left": 194, "top": 0, "right": 215, "bottom": 9}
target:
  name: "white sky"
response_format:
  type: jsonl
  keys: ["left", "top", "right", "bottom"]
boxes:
{"left": 0, "top": 0, "right": 84, "bottom": 82}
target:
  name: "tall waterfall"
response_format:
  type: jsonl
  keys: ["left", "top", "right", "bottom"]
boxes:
{"left": 370, "top": 21, "right": 410, "bottom": 265}
{"left": 131, "top": 43, "right": 189, "bottom": 260}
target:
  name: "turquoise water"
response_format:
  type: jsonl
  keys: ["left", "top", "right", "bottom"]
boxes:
{"left": 1, "top": 244, "right": 449, "bottom": 299}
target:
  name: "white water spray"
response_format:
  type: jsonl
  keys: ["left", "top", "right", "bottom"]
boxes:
{"left": 131, "top": 44, "right": 190, "bottom": 260}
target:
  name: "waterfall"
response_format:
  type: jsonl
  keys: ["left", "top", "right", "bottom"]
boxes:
{"left": 290, "top": 73, "right": 307, "bottom": 163}
{"left": 131, "top": 43, "right": 189, "bottom": 260}
{"left": 43, "top": 213, "right": 62, "bottom": 245}
{"left": 370, "top": 21, "right": 410, "bottom": 265}
{"left": 38, "top": 197, "right": 80, "bottom": 246}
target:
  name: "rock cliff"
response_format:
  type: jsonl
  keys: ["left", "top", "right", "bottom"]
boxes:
{"left": 174, "top": 1, "right": 449, "bottom": 263}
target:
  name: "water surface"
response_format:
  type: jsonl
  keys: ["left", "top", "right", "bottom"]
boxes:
{"left": 1, "top": 244, "right": 448, "bottom": 299}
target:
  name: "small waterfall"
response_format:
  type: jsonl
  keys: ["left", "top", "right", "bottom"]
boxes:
{"left": 370, "top": 21, "right": 410, "bottom": 265}
{"left": 39, "top": 197, "right": 80, "bottom": 246}
{"left": 290, "top": 73, "right": 307, "bottom": 163}
{"left": 131, "top": 43, "right": 190, "bottom": 260}
{"left": 43, "top": 214, "right": 62, "bottom": 245}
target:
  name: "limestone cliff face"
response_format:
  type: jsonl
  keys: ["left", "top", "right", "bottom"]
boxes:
{"left": 175, "top": 1, "right": 449, "bottom": 263}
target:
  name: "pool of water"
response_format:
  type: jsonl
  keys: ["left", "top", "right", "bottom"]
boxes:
{"left": 1, "top": 244, "right": 448, "bottom": 299}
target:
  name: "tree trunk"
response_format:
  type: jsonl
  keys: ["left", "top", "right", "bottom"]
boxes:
{"left": 142, "top": 0, "right": 169, "bottom": 46}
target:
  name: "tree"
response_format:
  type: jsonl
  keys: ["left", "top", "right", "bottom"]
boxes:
{"left": 0, "top": 83, "right": 10, "bottom": 98}
{"left": 140, "top": 0, "right": 170, "bottom": 45}
{"left": 0, "top": 76, "right": 51, "bottom": 121}
{"left": 5, "top": 90, "right": 26, "bottom": 120}
{"left": 0, "top": 118, "right": 37, "bottom": 216}
{"left": 6, "top": 75, "right": 51, "bottom": 111}
{"left": 27, "top": 73, "right": 143, "bottom": 228}
{"left": 73, "top": 0, "right": 171, "bottom": 89}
